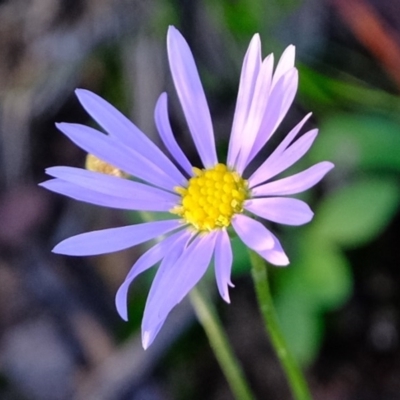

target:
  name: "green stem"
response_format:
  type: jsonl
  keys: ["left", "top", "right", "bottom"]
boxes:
{"left": 249, "top": 250, "right": 312, "bottom": 400}
{"left": 189, "top": 286, "right": 256, "bottom": 400}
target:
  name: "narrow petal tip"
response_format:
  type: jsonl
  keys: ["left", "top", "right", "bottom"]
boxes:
{"left": 55, "top": 122, "right": 73, "bottom": 135}
{"left": 157, "top": 92, "right": 167, "bottom": 104}
{"left": 74, "top": 87, "right": 84, "bottom": 96}
{"left": 115, "top": 291, "right": 129, "bottom": 322}
{"left": 167, "top": 25, "right": 179, "bottom": 39}
{"left": 320, "top": 161, "right": 335, "bottom": 177}
{"left": 274, "top": 253, "right": 290, "bottom": 267}
{"left": 223, "top": 294, "right": 231, "bottom": 304}
{"left": 51, "top": 244, "right": 63, "bottom": 255}
{"left": 52, "top": 242, "right": 70, "bottom": 255}
{"left": 116, "top": 308, "right": 128, "bottom": 322}
{"left": 142, "top": 331, "right": 151, "bottom": 350}
{"left": 75, "top": 88, "right": 92, "bottom": 100}
{"left": 326, "top": 161, "right": 335, "bottom": 170}
{"left": 120, "top": 313, "right": 128, "bottom": 322}
{"left": 250, "top": 33, "right": 261, "bottom": 46}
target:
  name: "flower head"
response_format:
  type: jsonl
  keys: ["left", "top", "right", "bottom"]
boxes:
{"left": 41, "top": 26, "right": 333, "bottom": 349}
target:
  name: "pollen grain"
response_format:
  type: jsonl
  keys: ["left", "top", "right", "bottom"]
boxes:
{"left": 85, "top": 154, "right": 125, "bottom": 177}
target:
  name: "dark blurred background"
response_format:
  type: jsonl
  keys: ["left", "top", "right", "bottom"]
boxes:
{"left": 1, "top": 0, "right": 400, "bottom": 399}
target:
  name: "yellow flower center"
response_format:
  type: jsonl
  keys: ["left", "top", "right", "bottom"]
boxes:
{"left": 171, "top": 163, "right": 249, "bottom": 231}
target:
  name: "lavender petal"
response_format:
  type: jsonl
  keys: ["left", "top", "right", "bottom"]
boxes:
{"left": 232, "top": 214, "right": 289, "bottom": 266}
{"left": 249, "top": 113, "right": 312, "bottom": 187}
{"left": 56, "top": 122, "right": 179, "bottom": 191}
{"left": 245, "top": 197, "right": 314, "bottom": 226}
{"left": 227, "top": 34, "right": 262, "bottom": 167}
{"left": 155, "top": 93, "right": 193, "bottom": 176}
{"left": 75, "top": 89, "right": 186, "bottom": 186}
{"left": 167, "top": 26, "right": 217, "bottom": 168}
{"left": 141, "top": 230, "right": 194, "bottom": 348}
{"left": 246, "top": 68, "right": 299, "bottom": 166}
{"left": 115, "top": 229, "right": 188, "bottom": 321}
{"left": 53, "top": 219, "right": 182, "bottom": 256}
{"left": 235, "top": 55, "right": 275, "bottom": 173}
{"left": 40, "top": 179, "right": 175, "bottom": 211}
{"left": 271, "top": 45, "right": 295, "bottom": 86}
{"left": 142, "top": 232, "right": 216, "bottom": 347}
{"left": 251, "top": 161, "right": 334, "bottom": 197}
{"left": 214, "top": 229, "right": 233, "bottom": 303}
{"left": 44, "top": 166, "right": 179, "bottom": 202}
{"left": 249, "top": 128, "right": 318, "bottom": 187}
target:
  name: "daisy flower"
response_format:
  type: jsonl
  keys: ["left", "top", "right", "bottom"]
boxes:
{"left": 41, "top": 26, "right": 333, "bottom": 349}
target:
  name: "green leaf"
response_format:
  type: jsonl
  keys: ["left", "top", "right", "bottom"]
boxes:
{"left": 276, "top": 231, "right": 352, "bottom": 314}
{"left": 298, "top": 234, "right": 352, "bottom": 309}
{"left": 274, "top": 232, "right": 352, "bottom": 364}
{"left": 310, "top": 114, "right": 400, "bottom": 172}
{"left": 313, "top": 178, "right": 400, "bottom": 248}
{"left": 298, "top": 65, "right": 400, "bottom": 115}
{"left": 275, "top": 287, "right": 323, "bottom": 365}
{"left": 231, "top": 236, "right": 250, "bottom": 276}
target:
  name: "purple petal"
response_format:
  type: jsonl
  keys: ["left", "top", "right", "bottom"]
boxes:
{"left": 40, "top": 179, "right": 175, "bottom": 211}
{"left": 232, "top": 214, "right": 289, "bottom": 266}
{"left": 167, "top": 26, "right": 217, "bottom": 168}
{"left": 261, "top": 231, "right": 289, "bottom": 266}
{"left": 142, "top": 319, "right": 166, "bottom": 350}
{"left": 142, "top": 232, "right": 217, "bottom": 347}
{"left": 245, "top": 197, "right": 314, "bottom": 226}
{"left": 56, "top": 122, "right": 179, "bottom": 191}
{"left": 251, "top": 161, "right": 334, "bottom": 197}
{"left": 75, "top": 89, "right": 186, "bottom": 186}
{"left": 249, "top": 128, "right": 318, "bottom": 188}
{"left": 45, "top": 166, "right": 179, "bottom": 202}
{"left": 214, "top": 229, "right": 233, "bottom": 303}
{"left": 115, "top": 229, "right": 188, "bottom": 321}
{"left": 143, "top": 231, "right": 193, "bottom": 317}
{"left": 158, "top": 233, "right": 217, "bottom": 318}
{"left": 235, "top": 55, "right": 275, "bottom": 173}
{"left": 232, "top": 214, "right": 274, "bottom": 251}
{"left": 271, "top": 45, "right": 295, "bottom": 86}
{"left": 266, "top": 113, "right": 312, "bottom": 161}
{"left": 53, "top": 219, "right": 182, "bottom": 256}
{"left": 141, "top": 230, "right": 194, "bottom": 348}
{"left": 248, "top": 113, "right": 312, "bottom": 187}
{"left": 155, "top": 93, "right": 193, "bottom": 176}
{"left": 227, "top": 34, "right": 262, "bottom": 167}
{"left": 245, "top": 68, "right": 299, "bottom": 166}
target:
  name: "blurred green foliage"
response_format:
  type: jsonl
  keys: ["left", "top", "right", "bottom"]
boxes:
{"left": 265, "top": 93, "right": 400, "bottom": 364}
{"left": 311, "top": 114, "right": 400, "bottom": 171}
{"left": 299, "top": 65, "right": 400, "bottom": 115}
{"left": 314, "top": 178, "right": 400, "bottom": 247}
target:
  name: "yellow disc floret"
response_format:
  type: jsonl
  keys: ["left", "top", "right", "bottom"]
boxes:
{"left": 171, "top": 163, "right": 249, "bottom": 231}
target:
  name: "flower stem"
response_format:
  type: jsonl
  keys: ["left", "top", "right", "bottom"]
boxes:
{"left": 189, "top": 285, "right": 256, "bottom": 400}
{"left": 248, "top": 250, "right": 312, "bottom": 400}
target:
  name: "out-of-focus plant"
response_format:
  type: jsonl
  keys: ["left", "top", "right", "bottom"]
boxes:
{"left": 265, "top": 105, "right": 400, "bottom": 364}
{"left": 229, "top": 109, "right": 400, "bottom": 365}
